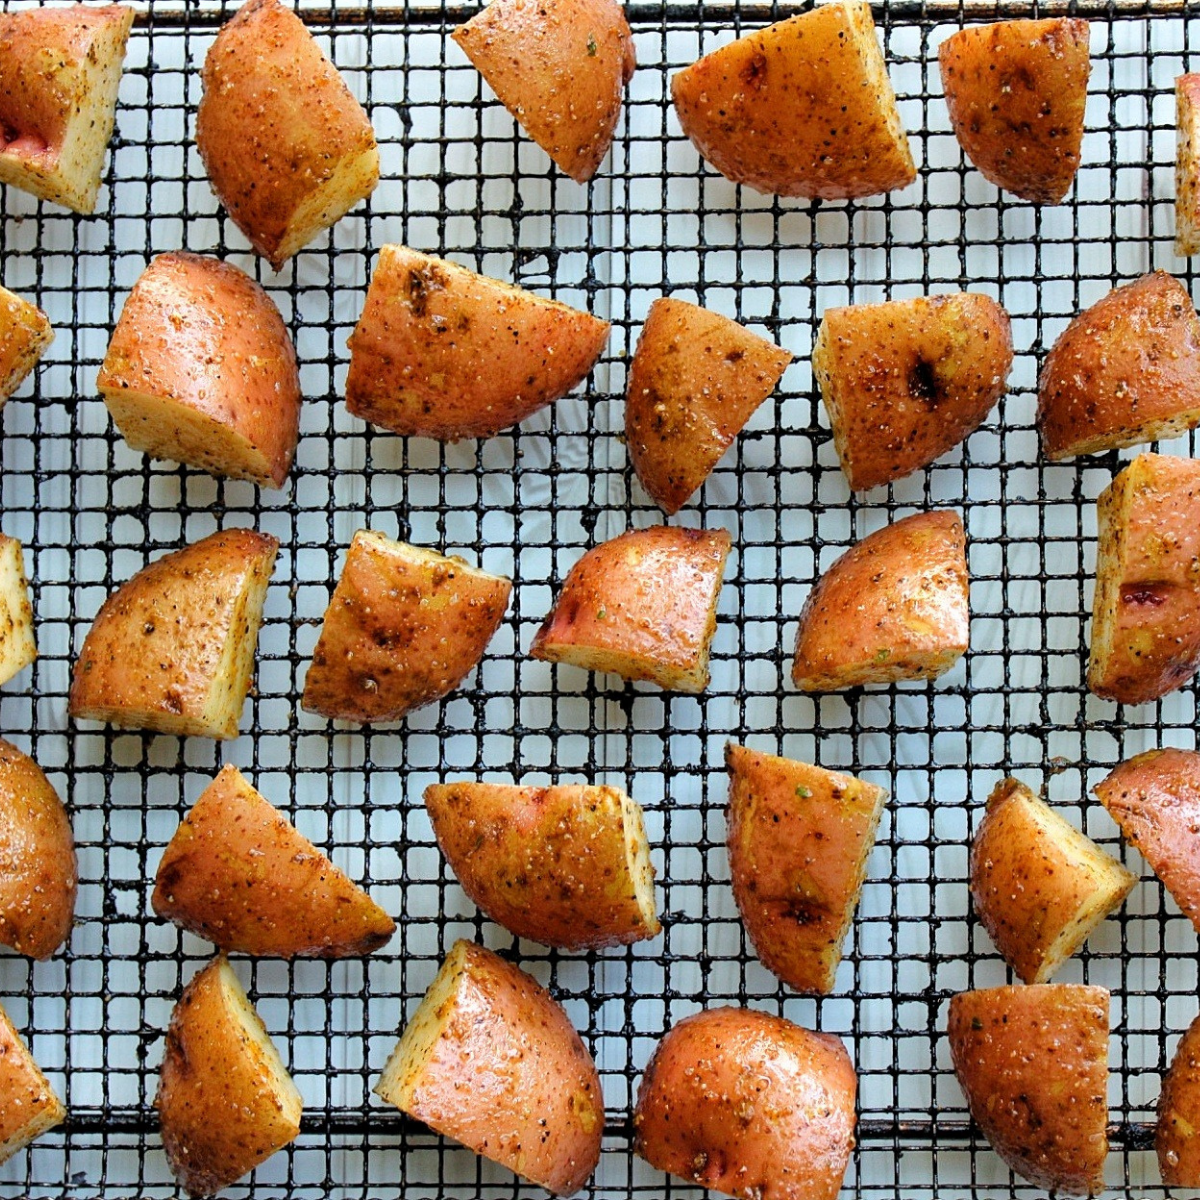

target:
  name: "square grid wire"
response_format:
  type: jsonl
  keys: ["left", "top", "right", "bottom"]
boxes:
{"left": 0, "top": 0, "right": 1199, "bottom": 1195}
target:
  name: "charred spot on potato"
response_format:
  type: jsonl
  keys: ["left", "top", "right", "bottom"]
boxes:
{"left": 406, "top": 264, "right": 447, "bottom": 318}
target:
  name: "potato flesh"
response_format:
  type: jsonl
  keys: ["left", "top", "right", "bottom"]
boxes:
{"left": 0, "top": 285, "right": 52, "bottom": 405}
{"left": 1178, "top": 74, "right": 1200, "bottom": 256}
{"left": 0, "top": 536, "right": 36, "bottom": 688}
{"left": 0, "top": 1000, "right": 64, "bottom": 1165}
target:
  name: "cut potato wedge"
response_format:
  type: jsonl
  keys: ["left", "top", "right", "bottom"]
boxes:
{"left": 375, "top": 940, "right": 603, "bottom": 1195}
{"left": 939, "top": 18, "right": 1091, "bottom": 204}
{"left": 1095, "top": 748, "right": 1200, "bottom": 934}
{"left": 0, "top": 739, "right": 76, "bottom": 961}
{"left": 156, "top": 956, "right": 302, "bottom": 1197}
{"left": 1089, "top": 453, "right": 1200, "bottom": 705}
{"left": 792, "top": 510, "right": 969, "bottom": 691}
{"left": 725, "top": 742, "right": 886, "bottom": 996}
{"left": 1177, "top": 74, "right": 1200, "bottom": 256}
{"left": 970, "top": 778, "right": 1135, "bottom": 984}
{"left": 625, "top": 297, "right": 792, "bottom": 514}
{"left": 1039, "top": 271, "right": 1200, "bottom": 460}
{"left": 453, "top": 0, "right": 635, "bottom": 183}
{"left": 634, "top": 1006, "right": 856, "bottom": 1200}
{"left": 153, "top": 764, "right": 394, "bottom": 957}
{"left": 346, "top": 244, "right": 609, "bottom": 441}
{"left": 0, "top": 4, "right": 133, "bottom": 213}
{"left": 196, "top": 0, "right": 379, "bottom": 269}
{"left": 69, "top": 528, "right": 278, "bottom": 739}
{"left": 947, "top": 983, "right": 1110, "bottom": 1195}
{"left": 97, "top": 252, "right": 301, "bottom": 488}
{"left": 530, "top": 524, "right": 731, "bottom": 693}
{"left": 0, "top": 1000, "right": 64, "bottom": 1165}
{"left": 1159, "top": 1010, "right": 1200, "bottom": 1185}
{"left": 0, "top": 285, "right": 52, "bottom": 405}
{"left": 425, "top": 780, "right": 659, "bottom": 950}
{"left": 813, "top": 293, "right": 1013, "bottom": 491}
{"left": 302, "top": 530, "right": 511, "bottom": 724}
{"left": 0, "top": 535, "right": 36, "bottom": 688}
{"left": 671, "top": 0, "right": 914, "bottom": 199}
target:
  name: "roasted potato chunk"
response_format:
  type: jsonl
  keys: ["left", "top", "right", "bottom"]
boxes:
{"left": 302, "top": 530, "right": 511, "bottom": 724}
{"left": 196, "top": 0, "right": 379, "bottom": 269}
{"left": 375, "top": 940, "right": 603, "bottom": 1196}
{"left": 453, "top": 0, "right": 635, "bottom": 183}
{"left": 346, "top": 245, "right": 609, "bottom": 441}
{"left": 156, "top": 956, "right": 302, "bottom": 1197}
{"left": 0, "top": 4, "right": 132, "bottom": 213}
{"left": 1089, "top": 454, "right": 1200, "bottom": 704}
{"left": 625, "top": 297, "right": 792, "bottom": 514}
{"left": 634, "top": 1006, "right": 856, "bottom": 1200}
{"left": 1038, "top": 272, "right": 1200, "bottom": 460}
{"left": 425, "top": 780, "right": 658, "bottom": 949}
{"left": 0, "top": 739, "right": 76, "bottom": 961}
{"left": 0, "top": 534, "right": 35, "bottom": 687}
{"left": 725, "top": 743, "right": 885, "bottom": 995}
{"left": 792, "top": 510, "right": 969, "bottom": 690}
{"left": 970, "top": 778, "right": 1135, "bottom": 984}
{"left": 671, "top": 0, "right": 914, "bottom": 199}
{"left": 947, "top": 983, "right": 1110, "bottom": 1195}
{"left": 1159, "top": 1011, "right": 1200, "bottom": 1185}
{"left": 530, "top": 524, "right": 731, "bottom": 693}
{"left": 1095, "top": 748, "right": 1200, "bottom": 935}
{"left": 813, "top": 293, "right": 1013, "bottom": 491}
{"left": 939, "top": 19, "right": 1090, "bottom": 204}
{"left": 98, "top": 252, "right": 301, "bottom": 488}
{"left": 69, "top": 528, "right": 278, "bottom": 739}
{"left": 153, "top": 764, "right": 394, "bottom": 957}
{"left": 0, "top": 285, "right": 52, "bottom": 405}
{"left": 1177, "top": 74, "right": 1200, "bottom": 256}
{"left": 0, "top": 1000, "right": 64, "bottom": 1165}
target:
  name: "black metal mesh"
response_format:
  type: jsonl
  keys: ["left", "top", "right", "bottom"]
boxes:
{"left": 0, "top": 0, "right": 1197, "bottom": 1194}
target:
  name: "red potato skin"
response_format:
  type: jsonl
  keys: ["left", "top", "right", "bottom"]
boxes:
{"left": 792, "top": 510, "right": 969, "bottom": 690}
{"left": 1039, "top": 272, "right": 1200, "bottom": 460}
{"left": 402, "top": 943, "right": 603, "bottom": 1195}
{"left": 346, "top": 245, "right": 610, "bottom": 441}
{"left": 530, "top": 524, "right": 732, "bottom": 692}
{"left": 671, "top": 0, "right": 914, "bottom": 199}
{"left": 453, "top": 0, "right": 635, "bottom": 184}
{"left": 939, "top": 19, "right": 1091, "bottom": 205}
{"left": 97, "top": 252, "right": 301, "bottom": 487}
{"left": 814, "top": 293, "right": 1013, "bottom": 492}
{"left": 634, "top": 1007, "right": 856, "bottom": 1200}
{"left": 1159, "top": 1011, "right": 1200, "bottom": 1185}
{"left": 0, "top": 739, "right": 76, "bottom": 961}
{"left": 152, "top": 764, "right": 395, "bottom": 957}
{"left": 196, "top": 0, "right": 378, "bottom": 269}
{"left": 625, "top": 297, "right": 792, "bottom": 515}
{"left": 1095, "top": 748, "right": 1200, "bottom": 934}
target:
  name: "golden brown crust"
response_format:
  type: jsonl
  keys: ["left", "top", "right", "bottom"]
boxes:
{"left": 0, "top": 285, "right": 52, "bottom": 404}
{"left": 813, "top": 293, "right": 1013, "bottom": 491}
{"left": 529, "top": 524, "right": 732, "bottom": 693}
{"left": 725, "top": 743, "right": 885, "bottom": 995}
{"left": 792, "top": 510, "right": 969, "bottom": 690}
{"left": 152, "top": 764, "right": 395, "bottom": 957}
{"left": 196, "top": 0, "right": 379, "bottom": 268}
{"left": 0, "top": 534, "right": 36, "bottom": 688}
{"left": 0, "top": 1001, "right": 64, "bottom": 1165}
{"left": 947, "top": 984, "right": 1110, "bottom": 1195}
{"left": 453, "top": 0, "right": 635, "bottom": 183}
{"left": 375, "top": 940, "right": 603, "bottom": 1195}
{"left": 425, "top": 781, "right": 658, "bottom": 949}
{"left": 301, "top": 531, "right": 511, "bottom": 723}
{"left": 98, "top": 252, "right": 301, "bottom": 487}
{"left": 625, "top": 298, "right": 792, "bottom": 514}
{"left": 1088, "top": 454, "right": 1200, "bottom": 704}
{"left": 1038, "top": 272, "right": 1200, "bottom": 460}
{"left": 1095, "top": 748, "right": 1200, "bottom": 934}
{"left": 671, "top": 0, "right": 914, "bottom": 199}
{"left": 633, "top": 1006, "right": 856, "bottom": 1200}
{"left": 1159, "top": 1010, "right": 1200, "bottom": 1184}
{"left": 68, "top": 528, "right": 279, "bottom": 739}
{"left": 939, "top": 18, "right": 1091, "bottom": 204}
{"left": 346, "top": 245, "right": 610, "bottom": 441}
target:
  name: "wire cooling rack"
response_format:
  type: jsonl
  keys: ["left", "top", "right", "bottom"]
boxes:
{"left": 1, "top": 0, "right": 1199, "bottom": 1195}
